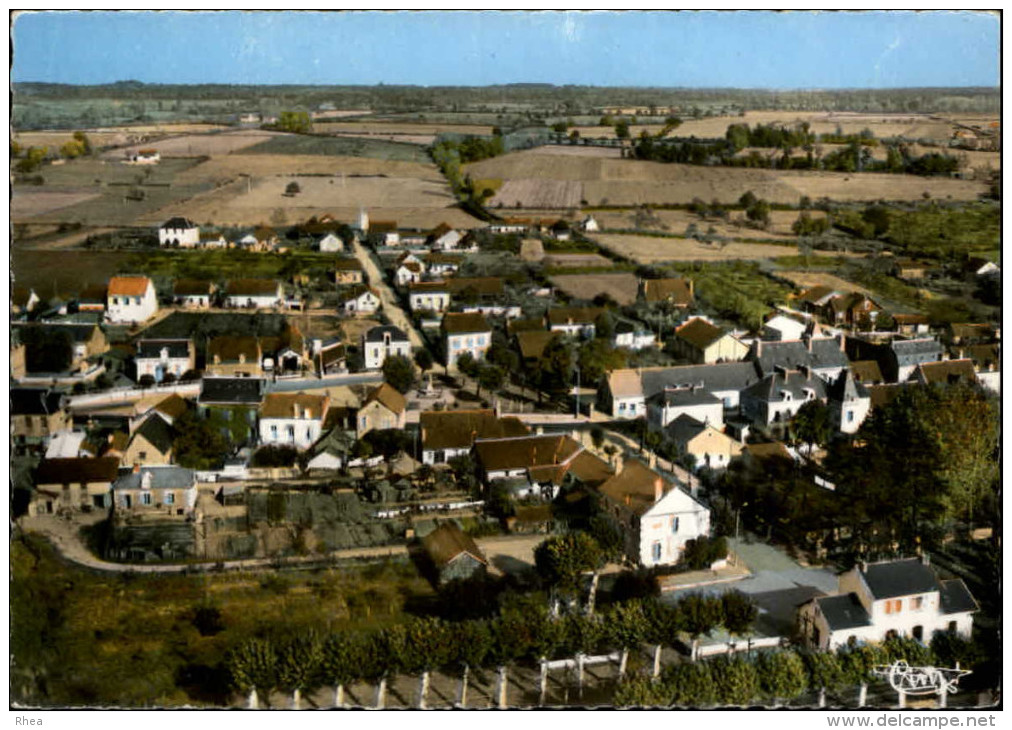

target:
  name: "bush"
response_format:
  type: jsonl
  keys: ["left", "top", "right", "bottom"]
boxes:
{"left": 252, "top": 445, "right": 298, "bottom": 468}
{"left": 681, "top": 535, "right": 728, "bottom": 570}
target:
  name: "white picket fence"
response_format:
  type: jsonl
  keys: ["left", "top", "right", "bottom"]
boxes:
{"left": 696, "top": 636, "right": 784, "bottom": 658}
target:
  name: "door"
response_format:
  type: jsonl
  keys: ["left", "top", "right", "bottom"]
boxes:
{"left": 124, "top": 494, "right": 132, "bottom": 509}
{"left": 912, "top": 625, "right": 923, "bottom": 642}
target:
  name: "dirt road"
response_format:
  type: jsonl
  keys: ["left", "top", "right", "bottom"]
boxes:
{"left": 350, "top": 238, "right": 424, "bottom": 348}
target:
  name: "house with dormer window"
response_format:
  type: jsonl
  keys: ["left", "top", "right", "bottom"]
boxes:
{"left": 258, "top": 393, "right": 330, "bottom": 450}
{"left": 798, "top": 557, "right": 977, "bottom": 651}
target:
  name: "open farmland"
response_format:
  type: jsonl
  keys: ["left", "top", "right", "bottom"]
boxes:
{"left": 11, "top": 190, "right": 102, "bottom": 218}
{"left": 466, "top": 148, "right": 987, "bottom": 207}
{"left": 550, "top": 272, "right": 639, "bottom": 305}
{"left": 14, "top": 124, "right": 230, "bottom": 151}
{"left": 314, "top": 121, "right": 494, "bottom": 136}
{"left": 538, "top": 145, "right": 623, "bottom": 158}
{"left": 243, "top": 134, "right": 431, "bottom": 163}
{"left": 594, "top": 232, "right": 859, "bottom": 264}
{"left": 170, "top": 154, "right": 444, "bottom": 184}
{"left": 592, "top": 208, "right": 828, "bottom": 241}
{"left": 487, "top": 178, "right": 583, "bottom": 208}
{"left": 101, "top": 130, "right": 281, "bottom": 159}
{"left": 326, "top": 132, "right": 438, "bottom": 146}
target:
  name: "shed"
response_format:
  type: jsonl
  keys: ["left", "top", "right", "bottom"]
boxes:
{"left": 421, "top": 523, "right": 488, "bottom": 585}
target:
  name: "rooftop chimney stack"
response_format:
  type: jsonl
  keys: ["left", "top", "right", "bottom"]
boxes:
{"left": 653, "top": 476, "right": 663, "bottom": 502}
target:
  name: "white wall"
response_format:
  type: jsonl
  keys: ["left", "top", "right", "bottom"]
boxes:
{"left": 259, "top": 417, "right": 323, "bottom": 450}
{"left": 364, "top": 339, "right": 410, "bottom": 370}
{"left": 446, "top": 331, "right": 490, "bottom": 366}
{"left": 410, "top": 292, "right": 449, "bottom": 312}
{"left": 639, "top": 496, "right": 710, "bottom": 567}
{"left": 107, "top": 287, "right": 158, "bottom": 323}
{"left": 227, "top": 294, "right": 282, "bottom": 309}
{"left": 159, "top": 227, "right": 200, "bottom": 247}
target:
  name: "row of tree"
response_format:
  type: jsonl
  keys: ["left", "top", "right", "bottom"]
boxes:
{"left": 225, "top": 587, "right": 762, "bottom": 707}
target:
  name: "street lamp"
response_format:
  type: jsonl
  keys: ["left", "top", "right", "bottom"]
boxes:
{"left": 735, "top": 501, "right": 749, "bottom": 542}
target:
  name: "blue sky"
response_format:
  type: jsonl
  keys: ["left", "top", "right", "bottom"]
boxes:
{"left": 12, "top": 10, "right": 1000, "bottom": 88}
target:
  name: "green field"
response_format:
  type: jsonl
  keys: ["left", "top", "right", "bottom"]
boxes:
{"left": 11, "top": 534, "right": 432, "bottom": 707}
{"left": 244, "top": 134, "right": 431, "bottom": 163}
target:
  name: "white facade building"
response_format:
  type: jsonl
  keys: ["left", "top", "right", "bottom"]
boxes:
{"left": 442, "top": 313, "right": 492, "bottom": 368}
{"left": 409, "top": 283, "right": 450, "bottom": 313}
{"left": 362, "top": 325, "right": 411, "bottom": 370}
{"left": 798, "top": 558, "right": 977, "bottom": 651}
{"left": 318, "top": 233, "right": 344, "bottom": 252}
{"left": 135, "top": 339, "right": 194, "bottom": 383}
{"left": 258, "top": 393, "right": 329, "bottom": 451}
{"left": 158, "top": 217, "right": 200, "bottom": 248}
{"left": 106, "top": 276, "right": 158, "bottom": 324}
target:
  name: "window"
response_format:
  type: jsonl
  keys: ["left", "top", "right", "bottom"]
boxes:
{"left": 629, "top": 404, "right": 637, "bottom": 414}
{"left": 671, "top": 517, "right": 679, "bottom": 534}
{"left": 135, "top": 297, "right": 142, "bottom": 306}
{"left": 140, "top": 493, "right": 152, "bottom": 506}
{"left": 847, "top": 410, "right": 855, "bottom": 423}
{"left": 270, "top": 425, "right": 278, "bottom": 440}
{"left": 24, "top": 416, "right": 33, "bottom": 429}
{"left": 360, "top": 416, "right": 367, "bottom": 429}
{"left": 619, "top": 403, "right": 627, "bottom": 413}
{"left": 164, "top": 493, "right": 174, "bottom": 505}
{"left": 477, "top": 336, "right": 486, "bottom": 346}
{"left": 466, "top": 337, "right": 474, "bottom": 347}
{"left": 884, "top": 599, "right": 902, "bottom": 615}
{"left": 138, "top": 451, "right": 147, "bottom": 460}
{"left": 286, "top": 425, "right": 295, "bottom": 440}
{"left": 112, "top": 297, "right": 119, "bottom": 305}
{"left": 911, "top": 596, "right": 924, "bottom": 611}
{"left": 651, "top": 542, "right": 662, "bottom": 562}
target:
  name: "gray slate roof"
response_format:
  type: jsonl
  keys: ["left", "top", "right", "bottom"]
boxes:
{"left": 827, "top": 370, "right": 869, "bottom": 402}
{"left": 136, "top": 339, "right": 191, "bottom": 359}
{"left": 939, "top": 579, "right": 979, "bottom": 615}
{"left": 665, "top": 414, "right": 708, "bottom": 444}
{"left": 114, "top": 466, "right": 195, "bottom": 491}
{"left": 742, "top": 371, "right": 828, "bottom": 403}
{"left": 753, "top": 338, "right": 848, "bottom": 377}
{"left": 199, "top": 377, "right": 266, "bottom": 405}
{"left": 363, "top": 325, "right": 409, "bottom": 344}
{"left": 862, "top": 558, "right": 939, "bottom": 600}
{"left": 891, "top": 338, "right": 943, "bottom": 366}
{"left": 132, "top": 414, "right": 176, "bottom": 454}
{"left": 650, "top": 387, "right": 723, "bottom": 408}
{"left": 641, "top": 361, "right": 760, "bottom": 399}
{"left": 816, "top": 593, "right": 873, "bottom": 631}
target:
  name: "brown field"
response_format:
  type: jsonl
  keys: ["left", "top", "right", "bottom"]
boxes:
{"left": 487, "top": 178, "right": 583, "bottom": 208}
{"left": 466, "top": 149, "right": 987, "bottom": 207}
{"left": 327, "top": 132, "right": 438, "bottom": 146}
{"left": 14, "top": 123, "right": 230, "bottom": 150}
{"left": 11, "top": 190, "right": 102, "bottom": 218}
{"left": 542, "top": 253, "right": 615, "bottom": 268}
{"left": 171, "top": 154, "right": 444, "bottom": 185}
{"left": 100, "top": 130, "right": 282, "bottom": 159}
{"left": 314, "top": 121, "right": 493, "bottom": 136}
{"left": 538, "top": 145, "right": 623, "bottom": 158}
{"left": 777, "top": 270, "right": 875, "bottom": 298}
{"left": 592, "top": 208, "right": 827, "bottom": 241}
{"left": 594, "top": 232, "right": 857, "bottom": 264}
{"left": 550, "top": 272, "right": 638, "bottom": 305}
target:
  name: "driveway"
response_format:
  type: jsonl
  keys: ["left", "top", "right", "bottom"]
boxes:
{"left": 350, "top": 238, "right": 424, "bottom": 349}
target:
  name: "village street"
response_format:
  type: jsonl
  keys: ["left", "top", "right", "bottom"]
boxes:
{"left": 350, "top": 237, "right": 425, "bottom": 348}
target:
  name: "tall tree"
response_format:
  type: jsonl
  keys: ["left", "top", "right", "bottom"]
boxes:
{"left": 534, "top": 533, "right": 604, "bottom": 595}
{"left": 382, "top": 353, "right": 416, "bottom": 394}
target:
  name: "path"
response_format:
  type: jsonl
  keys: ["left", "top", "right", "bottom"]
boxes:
{"left": 17, "top": 515, "right": 547, "bottom": 577}
{"left": 350, "top": 238, "right": 424, "bottom": 348}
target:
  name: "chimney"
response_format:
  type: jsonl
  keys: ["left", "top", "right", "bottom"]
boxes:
{"left": 837, "top": 333, "right": 846, "bottom": 352}
{"left": 653, "top": 476, "right": 663, "bottom": 502}
{"left": 133, "top": 463, "right": 141, "bottom": 473}
{"left": 614, "top": 454, "right": 624, "bottom": 474}
{"left": 754, "top": 339, "right": 762, "bottom": 358}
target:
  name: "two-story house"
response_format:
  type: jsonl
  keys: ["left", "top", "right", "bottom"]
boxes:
{"left": 258, "top": 393, "right": 330, "bottom": 450}
{"left": 11, "top": 388, "right": 71, "bottom": 447}
{"left": 546, "top": 306, "right": 604, "bottom": 338}
{"left": 356, "top": 383, "right": 406, "bottom": 438}
{"left": 112, "top": 465, "right": 198, "bottom": 517}
{"left": 420, "top": 409, "right": 530, "bottom": 465}
{"left": 134, "top": 339, "right": 195, "bottom": 383}
{"left": 798, "top": 557, "right": 978, "bottom": 650}
{"left": 31, "top": 457, "right": 121, "bottom": 515}
{"left": 123, "top": 413, "right": 176, "bottom": 466}
{"left": 106, "top": 276, "right": 158, "bottom": 324}
{"left": 442, "top": 312, "right": 492, "bottom": 368}
{"left": 597, "top": 456, "right": 711, "bottom": 567}
{"left": 362, "top": 325, "right": 411, "bottom": 370}
{"left": 205, "top": 336, "right": 263, "bottom": 377}
{"left": 472, "top": 433, "right": 585, "bottom": 499}
{"left": 647, "top": 386, "right": 726, "bottom": 430}
{"left": 333, "top": 258, "right": 365, "bottom": 285}
{"left": 159, "top": 217, "right": 200, "bottom": 247}
{"left": 740, "top": 367, "right": 829, "bottom": 426}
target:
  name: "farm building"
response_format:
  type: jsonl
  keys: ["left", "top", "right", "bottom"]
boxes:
{"left": 106, "top": 276, "right": 158, "bottom": 324}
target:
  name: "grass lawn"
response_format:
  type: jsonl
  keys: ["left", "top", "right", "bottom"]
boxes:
{"left": 11, "top": 533, "right": 435, "bottom": 707}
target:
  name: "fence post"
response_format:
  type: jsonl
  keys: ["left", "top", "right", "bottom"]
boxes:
{"left": 539, "top": 658, "right": 548, "bottom": 706}
{"left": 496, "top": 666, "right": 508, "bottom": 708}
{"left": 247, "top": 688, "right": 258, "bottom": 709}
{"left": 457, "top": 664, "right": 469, "bottom": 708}
{"left": 897, "top": 690, "right": 905, "bottom": 709}
{"left": 417, "top": 670, "right": 429, "bottom": 709}
{"left": 375, "top": 677, "right": 387, "bottom": 709}
{"left": 618, "top": 648, "right": 629, "bottom": 679}
{"left": 576, "top": 653, "right": 585, "bottom": 698}
{"left": 858, "top": 683, "right": 867, "bottom": 708}
{"left": 334, "top": 684, "right": 345, "bottom": 708}
{"left": 652, "top": 644, "right": 663, "bottom": 679}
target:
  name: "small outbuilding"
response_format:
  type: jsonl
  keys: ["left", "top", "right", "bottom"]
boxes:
{"left": 421, "top": 523, "right": 488, "bottom": 585}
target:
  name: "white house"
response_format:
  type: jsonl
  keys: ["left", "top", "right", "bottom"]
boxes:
{"left": 106, "top": 276, "right": 158, "bottom": 324}
{"left": 112, "top": 466, "right": 198, "bottom": 516}
{"left": 601, "top": 362, "right": 760, "bottom": 420}
{"left": 580, "top": 215, "right": 600, "bottom": 233}
{"left": 258, "top": 393, "right": 330, "bottom": 450}
{"left": 158, "top": 217, "right": 200, "bottom": 248}
{"left": 173, "top": 280, "right": 214, "bottom": 308}
{"left": 613, "top": 322, "right": 656, "bottom": 351}
{"left": 740, "top": 369, "right": 828, "bottom": 427}
{"left": 423, "top": 252, "right": 463, "bottom": 277}
{"left": 763, "top": 314, "right": 809, "bottom": 342}
{"left": 409, "top": 281, "right": 451, "bottom": 314}
{"left": 547, "top": 307, "right": 603, "bottom": 338}
{"left": 135, "top": 339, "right": 195, "bottom": 383}
{"left": 827, "top": 370, "right": 871, "bottom": 435}
{"left": 598, "top": 457, "right": 711, "bottom": 567}
{"left": 129, "top": 148, "right": 161, "bottom": 165}
{"left": 317, "top": 232, "right": 344, "bottom": 252}
{"left": 339, "top": 286, "right": 380, "bottom": 316}
{"left": 472, "top": 433, "right": 585, "bottom": 499}
{"left": 798, "top": 557, "right": 978, "bottom": 651}
{"left": 395, "top": 261, "right": 425, "bottom": 287}
{"left": 362, "top": 325, "right": 411, "bottom": 370}
{"left": 198, "top": 231, "right": 228, "bottom": 249}
{"left": 371, "top": 221, "right": 400, "bottom": 246}
{"left": 225, "top": 279, "right": 284, "bottom": 309}
{"left": 429, "top": 223, "right": 462, "bottom": 251}
{"left": 647, "top": 386, "right": 725, "bottom": 430}
{"left": 442, "top": 312, "right": 492, "bottom": 368}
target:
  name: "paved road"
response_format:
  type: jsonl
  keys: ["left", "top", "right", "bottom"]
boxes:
{"left": 350, "top": 238, "right": 424, "bottom": 348}
{"left": 269, "top": 372, "right": 383, "bottom": 392}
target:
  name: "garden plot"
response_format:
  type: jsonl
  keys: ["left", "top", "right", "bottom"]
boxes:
{"left": 594, "top": 233, "right": 852, "bottom": 264}
{"left": 550, "top": 272, "right": 639, "bottom": 305}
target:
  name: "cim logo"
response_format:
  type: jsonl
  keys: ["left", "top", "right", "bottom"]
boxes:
{"left": 873, "top": 660, "right": 972, "bottom": 697}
